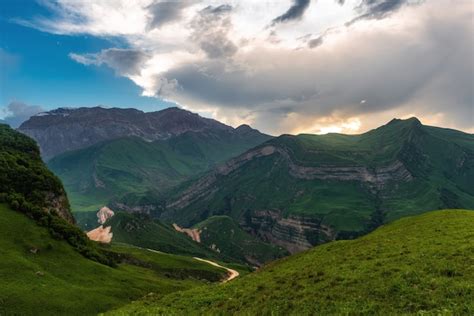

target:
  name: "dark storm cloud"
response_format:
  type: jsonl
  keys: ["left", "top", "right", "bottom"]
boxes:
{"left": 70, "top": 48, "right": 150, "bottom": 76}
{"left": 147, "top": 1, "right": 194, "bottom": 29}
{"left": 190, "top": 4, "right": 237, "bottom": 59}
{"left": 156, "top": 2, "right": 473, "bottom": 133}
{"left": 2, "top": 101, "right": 44, "bottom": 128}
{"left": 348, "top": 0, "right": 417, "bottom": 25}
{"left": 308, "top": 36, "right": 324, "bottom": 48}
{"left": 272, "top": 0, "right": 311, "bottom": 25}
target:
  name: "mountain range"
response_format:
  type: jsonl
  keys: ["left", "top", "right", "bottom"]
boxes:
{"left": 161, "top": 117, "right": 474, "bottom": 253}
{"left": 18, "top": 107, "right": 474, "bottom": 262}
{"left": 20, "top": 107, "right": 271, "bottom": 216}
{"left": 2, "top": 109, "right": 473, "bottom": 314}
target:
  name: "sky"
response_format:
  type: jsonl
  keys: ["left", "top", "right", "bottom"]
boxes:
{"left": 0, "top": 0, "right": 472, "bottom": 134}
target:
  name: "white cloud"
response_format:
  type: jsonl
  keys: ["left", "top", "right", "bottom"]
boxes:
{"left": 17, "top": 0, "right": 474, "bottom": 134}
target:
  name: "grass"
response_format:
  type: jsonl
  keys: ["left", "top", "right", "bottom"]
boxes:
{"left": 110, "top": 210, "right": 474, "bottom": 315}
{"left": 194, "top": 216, "right": 288, "bottom": 265}
{"left": 105, "top": 212, "right": 222, "bottom": 260}
{"left": 0, "top": 204, "right": 227, "bottom": 315}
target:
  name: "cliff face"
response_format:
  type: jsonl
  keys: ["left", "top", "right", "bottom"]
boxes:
{"left": 240, "top": 209, "right": 335, "bottom": 254}
{"left": 19, "top": 106, "right": 233, "bottom": 160}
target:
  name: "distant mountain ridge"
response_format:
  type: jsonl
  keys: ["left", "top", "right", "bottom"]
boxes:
{"left": 27, "top": 106, "right": 272, "bottom": 216}
{"left": 161, "top": 118, "right": 474, "bottom": 253}
{"left": 19, "top": 106, "right": 261, "bottom": 159}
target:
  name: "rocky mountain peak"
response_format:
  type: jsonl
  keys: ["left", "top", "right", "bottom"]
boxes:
{"left": 18, "top": 106, "right": 265, "bottom": 160}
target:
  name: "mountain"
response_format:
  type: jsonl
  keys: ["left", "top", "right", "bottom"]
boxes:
{"left": 19, "top": 106, "right": 269, "bottom": 160}
{"left": 112, "top": 209, "right": 474, "bottom": 315}
{"left": 19, "top": 106, "right": 271, "bottom": 214}
{"left": 0, "top": 123, "right": 231, "bottom": 314}
{"left": 161, "top": 118, "right": 474, "bottom": 253}
{"left": 47, "top": 125, "right": 270, "bottom": 215}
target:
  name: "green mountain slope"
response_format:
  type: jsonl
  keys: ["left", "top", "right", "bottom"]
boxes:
{"left": 0, "top": 204, "right": 227, "bottom": 315}
{"left": 105, "top": 212, "right": 219, "bottom": 259}
{"left": 48, "top": 128, "right": 271, "bottom": 217}
{"left": 111, "top": 210, "right": 474, "bottom": 315}
{"left": 163, "top": 118, "right": 474, "bottom": 252}
{"left": 0, "top": 124, "right": 228, "bottom": 315}
{"left": 193, "top": 216, "right": 288, "bottom": 266}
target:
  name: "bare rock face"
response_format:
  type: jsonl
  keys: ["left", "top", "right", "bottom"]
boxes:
{"left": 97, "top": 206, "right": 115, "bottom": 224}
{"left": 19, "top": 106, "right": 233, "bottom": 160}
{"left": 172, "top": 223, "right": 201, "bottom": 243}
{"left": 47, "top": 193, "right": 76, "bottom": 224}
{"left": 240, "top": 210, "right": 335, "bottom": 254}
{"left": 87, "top": 225, "right": 113, "bottom": 243}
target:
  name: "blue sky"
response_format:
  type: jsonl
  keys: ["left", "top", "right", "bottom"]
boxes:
{"left": 0, "top": 0, "right": 173, "bottom": 124}
{"left": 0, "top": 0, "right": 472, "bottom": 133}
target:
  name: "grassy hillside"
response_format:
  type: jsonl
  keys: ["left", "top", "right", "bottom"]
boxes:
{"left": 48, "top": 129, "right": 271, "bottom": 220}
{"left": 194, "top": 216, "right": 288, "bottom": 265}
{"left": 111, "top": 210, "right": 474, "bottom": 315}
{"left": 0, "top": 204, "right": 227, "bottom": 315}
{"left": 105, "top": 212, "right": 221, "bottom": 259}
{"left": 164, "top": 119, "right": 474, "bottom": 249}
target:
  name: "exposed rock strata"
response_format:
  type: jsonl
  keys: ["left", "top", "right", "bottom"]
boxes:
{"left": 168, "top": 145, "right": 413, "bottom": 210}
{"left": 240, "top": 210, "right": 335, "bottom": 254}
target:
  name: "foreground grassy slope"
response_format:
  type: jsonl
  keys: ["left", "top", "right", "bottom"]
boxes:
{"left": 113, "top": 210, "right": 474, "bottom": 315}
{"left": 0, "top": 204, "right": 226, "bottom": 315}
{"left": 194, "top": 216, "right": 288, "bottom": 265}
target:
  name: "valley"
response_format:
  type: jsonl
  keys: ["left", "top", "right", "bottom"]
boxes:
{"left": 3, "top": 1, "right": 472, "bottom": 314}
{"left": 2, "top": 108, "right": 473, "bottom": 315}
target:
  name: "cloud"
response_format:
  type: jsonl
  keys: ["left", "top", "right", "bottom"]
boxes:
{"left": 190, "top": 4, "right": 237, "bottom": 59}
{"left": 2, "top": 101, "right": 44, "bottom": 128}
{"left": 158, "top": 1, "right": 473, "bottom": 134}
{"left": 147, "top": 1, "right": 194, "bottom": 29}
{"left": 272, "top": 0, "right": 311, "bottom": 25}
{"left": 69, "top": 48, "right": 150, "bottom": 76}
{"left": 347, "top": 0, "right": 420, "bottom": 25}
{"left": 18, "top": 0, "right": 474, "bottom": 135}
{"left": 308, "top": 36, "right": 324, "bottom": 48}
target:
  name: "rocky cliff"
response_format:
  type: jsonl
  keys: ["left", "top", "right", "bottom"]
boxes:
{"left": 19, "top": 106, "right": 235, "bottom": 159}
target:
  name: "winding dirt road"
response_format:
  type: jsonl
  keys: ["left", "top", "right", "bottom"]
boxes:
{"left": 193, "top": 257, "right": 239, "bottom": 282}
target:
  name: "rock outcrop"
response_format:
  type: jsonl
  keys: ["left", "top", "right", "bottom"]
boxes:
{"left": 173, "top": 223, "right": 201, "bottom": 243}
{"left": 241, "top": 210, "right": 335, "bottom": 253}
{"left": 97, "top": 206, "right": 115, "bottom": 224}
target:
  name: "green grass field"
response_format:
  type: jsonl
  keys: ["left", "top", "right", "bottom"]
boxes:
{"left": 111, "top": 210, "right": 474, "bottom": 315}
{"left": 0, "top": 204, "right": 227, "bottom": 315}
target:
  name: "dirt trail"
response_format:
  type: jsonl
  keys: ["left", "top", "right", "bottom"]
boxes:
{"left": 193, "top": 257, "right": 239, "bottom": 282}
